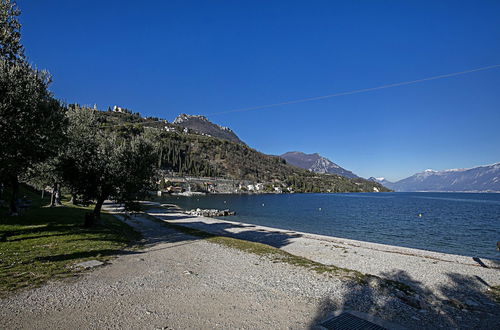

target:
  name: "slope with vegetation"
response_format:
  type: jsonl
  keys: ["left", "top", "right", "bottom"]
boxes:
{"left": 96, "top": 111, "right": 390, "bottom": 193}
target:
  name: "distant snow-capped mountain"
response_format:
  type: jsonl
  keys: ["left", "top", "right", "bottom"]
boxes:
{"left": 280, "top": 151, "right": 359, "bottom": 179}
{"left": 371, "top": 163, "right": 500, "bottom": 192}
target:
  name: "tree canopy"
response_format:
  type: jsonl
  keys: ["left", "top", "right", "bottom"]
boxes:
{"left": 0, "top": 61, "right": 65, "bottom": 181}
{"left": 0, "top": 0, "right": 24, "bottom": 62}
{"left": 60, "top": 107, "right": 158, "bottom": 223}
{"left": 0, "top": 58, "right": 65, "bottom": 213}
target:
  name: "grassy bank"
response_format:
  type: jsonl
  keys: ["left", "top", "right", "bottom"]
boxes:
{"left": 0, "top": 186, "right": 141, "bottom": 297}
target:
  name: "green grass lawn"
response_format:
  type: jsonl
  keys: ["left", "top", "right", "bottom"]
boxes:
{"left": 0, "top": 186, "right": 142, "bottom": 297}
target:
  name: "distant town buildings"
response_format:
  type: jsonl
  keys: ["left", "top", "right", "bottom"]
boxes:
{"left": 112, "top": 105, "right": 127, "bottom": 113}
{"left": 246, "top": 183, "right": 264, "bottom": 191}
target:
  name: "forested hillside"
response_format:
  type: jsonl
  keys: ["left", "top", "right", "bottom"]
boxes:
{"left": 97, "top": 110, "right": 390, "bottom": 193}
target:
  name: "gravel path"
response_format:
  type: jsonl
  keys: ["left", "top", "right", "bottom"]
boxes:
{"left": 1, "top": 208, "right": 499, "bottom": 329}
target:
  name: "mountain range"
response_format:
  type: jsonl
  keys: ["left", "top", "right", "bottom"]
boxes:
{"left": 280, "top": 152, "right": 359, "bottom": 179}
{"left": 120, "top": 110, "right": 499, "bottom": 193}
{"left": 369, "top": 163, "right": 500, "bottom": 192}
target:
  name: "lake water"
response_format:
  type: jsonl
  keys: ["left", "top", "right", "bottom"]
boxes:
{"left": 158, "top": 192, "right": 500, "bottom": 259}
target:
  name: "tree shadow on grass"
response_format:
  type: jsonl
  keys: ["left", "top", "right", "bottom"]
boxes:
{"left": 1, "top": 203, "right": 98, "bottom": 244}
{"left": 308, "top": 270, "right": 500, "bottom": 329}
{"left": 6, "top": 232, "right": 81, "bottom": 242}
{"left": 2, "top": 221, "right": 136, "bottom": 243}
{"left": 2, "top": 223, "right": 78, "bottom": 237}
{"left": 35, "top": 249, "right": 142, "bottom": 263}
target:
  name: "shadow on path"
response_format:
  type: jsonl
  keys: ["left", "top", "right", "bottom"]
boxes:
{"left": 308, "top": 269, "right": 500, "bottom": 329}
{"left": 146, "top": 208, "right": 300, "bottom": 249}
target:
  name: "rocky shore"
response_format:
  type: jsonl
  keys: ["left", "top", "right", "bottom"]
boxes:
{"left": 185, "top": 208, "right": 235, "bottom": 217}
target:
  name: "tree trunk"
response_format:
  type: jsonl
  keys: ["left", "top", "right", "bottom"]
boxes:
{"left": 92, "top": 193, "right": 108, "bottom": 224}
{"left": 54, "top": 183, "right": 62, "bottom": 205}
{"left": 158, "top": 145, "right": 163, "bottom": 168}
{"left": 50, "top": 183, "right": 56, "bottom": 207}
{"left": 8, "top": 176, "right": 19, "bottom": 215}
{"left": 69, "top": 192, "right": 78, "bottom": 205}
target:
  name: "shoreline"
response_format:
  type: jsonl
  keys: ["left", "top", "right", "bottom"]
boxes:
{"left": 141, "top": 202, "right": 500, "bottom": 298}
{"left": 147, "top": 201, "right": 500, "bottom": 265}
{"left": 4, "top": 207, "right": 499, "bottom": 329}
{"left": 220, "top": 219, "right": 500, "bottom": 267}
{"left": 161, "top": 192, "right": 500, "bottom": 260}
{"left": 3, "top": 202, "right": 497, "bottom": 329}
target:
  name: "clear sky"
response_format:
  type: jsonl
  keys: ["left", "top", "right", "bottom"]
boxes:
{"left": 18, "top": 0, "right": 500, "bottom": 181}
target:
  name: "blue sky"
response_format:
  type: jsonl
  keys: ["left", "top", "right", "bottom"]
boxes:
{"left": 19, "top": 0, "right": 500, "bottom": 181}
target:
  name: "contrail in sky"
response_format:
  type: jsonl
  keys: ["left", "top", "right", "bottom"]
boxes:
{"left": 207, "top": 64, "right": 500, "bottom": 116}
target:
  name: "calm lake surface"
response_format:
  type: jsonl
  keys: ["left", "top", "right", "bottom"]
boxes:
{"left": 158, "top": 192, "right": 500, "bottom": 259}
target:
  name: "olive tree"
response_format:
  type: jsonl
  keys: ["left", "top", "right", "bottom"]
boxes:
{"left": 27, "top": 155, "right": 66, "bottom": 207}
{"left": 62, "top": 107, "right": 157, "bottom": 225}
{"left": 0, "top": 60, "right": 65, "bottom": 214}
{"left": 0, "top": 0, "right": 65, "bottom": 214}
